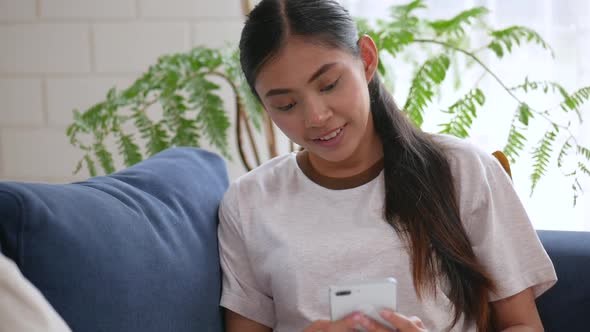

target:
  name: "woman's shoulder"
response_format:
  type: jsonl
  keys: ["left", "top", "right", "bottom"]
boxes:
{"left": 227, "top": 152, "right": 299, "bottom": 193}
{"left": 430, "top": 134, "right": 498, "bottom": 173}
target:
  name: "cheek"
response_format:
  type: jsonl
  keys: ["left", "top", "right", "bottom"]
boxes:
{"left": 337, "top": 79, "right": 370, "bottom": 120}
{"left": 268, "top": 112, "right": 304, "bottom": 140}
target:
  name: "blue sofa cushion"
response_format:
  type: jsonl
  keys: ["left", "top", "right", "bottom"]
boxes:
{"left": 536, "top": 230, "right": 590, "bottom": 332}
{"left": 0, "top": 148, "right": 228, "bottom": 332}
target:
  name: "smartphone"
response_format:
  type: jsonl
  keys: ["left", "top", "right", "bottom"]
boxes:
{"left": 329, "top": 277, "right": 397, "bottom": 331}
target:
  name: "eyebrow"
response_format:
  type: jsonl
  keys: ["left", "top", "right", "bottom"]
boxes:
{"left": 264, "top": 62, "right": 337, "bottom": 98}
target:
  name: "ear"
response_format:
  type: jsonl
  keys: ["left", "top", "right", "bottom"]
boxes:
{"left": 358, "top": 35, "right": 379, "bottom": 82}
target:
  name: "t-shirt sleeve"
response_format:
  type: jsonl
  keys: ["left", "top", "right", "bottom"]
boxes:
{"left": 454, "top": 147, "right": 557, "bottom": 302}
{"left": 217, "top": 183, "right": 276, "bottom": 328}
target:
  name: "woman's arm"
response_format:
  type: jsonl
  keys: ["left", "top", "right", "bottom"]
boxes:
{"left": 225, "top": 309, "right": 272, "bottom": 332}
{"left": 491, "top": 287, "right": 544, "bottom": 332}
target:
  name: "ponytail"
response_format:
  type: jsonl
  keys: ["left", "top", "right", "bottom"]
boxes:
{"left": 369, "top": 75, "right": 496, "bottom": 331}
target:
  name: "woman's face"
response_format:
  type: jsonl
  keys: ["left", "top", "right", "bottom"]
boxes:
{"left": 254, "top": 35, "right": 381, "bottom": 169}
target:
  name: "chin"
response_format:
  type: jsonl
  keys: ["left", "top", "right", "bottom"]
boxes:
{"left": 309, "top": 147, "right": 355, "bottom": 164}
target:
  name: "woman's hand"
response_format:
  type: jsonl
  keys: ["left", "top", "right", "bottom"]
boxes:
{"left": 303, "top": 313, "right": 359, "bottom": 332}
{"left": 303, "top": 309, "right": 427, "bottom": 332}
{"left": 357, "top": 308, "right": 427, "bottom": 332}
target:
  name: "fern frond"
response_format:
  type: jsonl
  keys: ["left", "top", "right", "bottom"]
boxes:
{"left": 93, "top": 142, "right": 115, "bottom": 175}
{"left": 186, "top": 75, "right": 231, "bottom": 156}
{"left": 571, "top": 178, "right": 584, "bottom": 207}
{"left": 197, "top": 93, "right": 231, "bottom": 157}
{"left": 84, "top": 155, "right": 97, "bottom": 177}
{"left": 578, "top": 145, "right": 590, "bottom": 161}
{"left": 159, "top": 93, "right": 201, "bottom": 148}
{"left": 404, "top": 54, "right": 451, "bottom": 127}
{"left": 439, "top": 88, "right": 485, "bottom": 138}
{"left": 390, "top": 0, "right": 426, "bottom": 20}
{"left": 171, "top": 118, "right": 201, "bottom": 147}
{"left": 557, "top": 139, "right": 573, "bottom": 168}
{"left": 530, "top": 130, "right": 557, "bottom": 193}
{"left": 517, "top": 102, "right": 534, "bottom": 126}
{"left": 488, "top": 26, "right": 554, "bottom": 58}
{"left": 117, "top": 133, "right": 143, "bottom": 167}
{"left": 509, "top": 77, "right": 569, "bottom": 98}
{"left": 145, "top": 122, "right": 170, "bottom": 156}
{"left": 560, "top": 86, "right": 590, "bottom": 121}
{"left": 579, "top": 162, "right": 590, "bottom": 177}
{"left": 503, "top": 124, "right": 527, "bottom": 163}
{"left": 378, "top": 30, "right": 415, "bottom": 58}
{"left": 428, "top": 7, "right": 489, "bottom": 39}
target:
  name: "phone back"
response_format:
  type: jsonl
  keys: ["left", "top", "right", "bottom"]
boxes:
{"left": 329, "top": 277, "right": 397, "bottom": 324}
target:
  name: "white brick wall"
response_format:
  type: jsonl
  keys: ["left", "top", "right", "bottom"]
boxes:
{"left": 0, "top": 24, "right": 91, "bottom": 73}
{"left": 0, "top": 78, "right": 44, "bottom": 126}
{"left": 0, "top": 0, "right": 36, "bottom": 21}
{"left": 41, "top": 0, "right": 136, "bottom": 19}
{"left": 94, "top": 23, "right": 189, "bottom": 73}
{"left": 0, "top": 0, "right": 247, "bottom": 183}
{"left": 0, "top": 128, "right": 90, "bottom": 180}
{"left": 139, "top": 0, "right": 242, "bottom": 18}
{"left": 193, "top": 20, "right": 243, "bottom": 48}
{"left": 46, "top": 76, "right": 135, "bottom": 126}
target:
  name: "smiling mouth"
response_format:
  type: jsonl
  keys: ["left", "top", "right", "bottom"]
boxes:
{"left": 318, "top": 128, "right": 343, "bottom": 141}
{"left": 313, "top": 125, "right": 346, "bottom": 142}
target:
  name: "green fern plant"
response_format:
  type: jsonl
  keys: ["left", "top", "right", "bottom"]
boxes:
{"left": 67, "top": 0, "right": 590, "bottom": 204}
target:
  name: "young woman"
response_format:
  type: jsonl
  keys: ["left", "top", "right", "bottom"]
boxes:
{"left": 218, "top": 1, "right": 557, "bottom": 331}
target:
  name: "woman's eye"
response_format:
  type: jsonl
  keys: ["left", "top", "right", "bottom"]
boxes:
{"left": 321, "top": 78, "right": 340, "bottom": 92}
{"left": 277, "top": 103, "right": 296, "bottom": 111}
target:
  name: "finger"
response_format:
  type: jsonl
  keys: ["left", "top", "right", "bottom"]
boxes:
{"left": 408, "top": 316, "right": 425, "bottom": 329}
{"left": 353, "top": 314, "right": 394, "bottom": 332}
{"left": 303, "top": 320, "right": 331, "bottom": 332}
{"left": 307, "top": 314, "right": 364, "bottom": 332}
{"left": 379, "top": 309, "right": 423, "bottom": 331}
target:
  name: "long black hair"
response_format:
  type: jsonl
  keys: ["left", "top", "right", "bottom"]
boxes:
{"left": 239, "top": 1, "right": 496, "bottom": 330}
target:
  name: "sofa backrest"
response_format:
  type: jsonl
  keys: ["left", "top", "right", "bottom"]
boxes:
{"left": 536, "top": 230, "right": 590, "bottom": 332}
{"left": 0, "top": 148, "right": 228, "bottom": 332}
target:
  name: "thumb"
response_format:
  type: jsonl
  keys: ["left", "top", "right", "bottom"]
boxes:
{"left": 303, "top": 320, "right": 331, "bottom": 332}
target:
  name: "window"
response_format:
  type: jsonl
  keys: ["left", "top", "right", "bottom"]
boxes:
{"left": 344, "top": 0, "right": 590, "bottom": 230}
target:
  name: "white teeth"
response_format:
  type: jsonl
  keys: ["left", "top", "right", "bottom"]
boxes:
{"left": 319, "top": 128, "right": 342, "bottom": 141}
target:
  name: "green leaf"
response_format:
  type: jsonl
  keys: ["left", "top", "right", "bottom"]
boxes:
{"left": 578, "top": 145, "right": 590, "bottom": 161}
{"left": 578, "top": 162, "right": 590, "bottom": 177}
{"left": 377, "top": 30, "right": 415, "bottom": 57}
{"left": 145, "top": 122, "right": 170, "bottom": 156}
{"left": 509, "top": 79, "right": 569, "bottom": 99}
{"left": 438, "top": 88, "right": 485, "bottom": 138}
{"left": 428, "top": 7, "right": 489, "bottom": 39}
{"left": 404, "top": 54, "right": 451, "bottom": 127}
{"left": 503, "top": 122, "right": 528, "bottom": 163}
{"left": 390, "top": 0, "right": 426, "bottom": 20}
{"left": 117, "top": 133, "right": 143, "bottom": 167}
{"left": 93, "top": 143, "right": 115, "bottom": 175}
{"left": 557, "top": 139, "right": 573, "bottom": 168}
{"left": 517, "top": 103, "right": 533, "bottom": 126}
{"left": 487, "top": 26, "right": 554, "bottom": 59}
{"left": 171, "top": 117, "right": 201, "bottom": 147}
{"left": 559, "top": 86, "right": 590, "bottom": 121}
{"left": 196, "top": 93, "right": 231, "bottom": 157}
{"left": 84, "top": 155, "right": 97, "bottom": 177}
{"left": 530, "top": 130, "right": 557, "bottom": 194}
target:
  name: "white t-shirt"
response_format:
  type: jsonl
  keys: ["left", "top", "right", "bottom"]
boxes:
{"left": 218, "top": 134, "right": 557, "bottom": 332}
{"left": 0, "top": 253, "right": 71, "bottom": 332}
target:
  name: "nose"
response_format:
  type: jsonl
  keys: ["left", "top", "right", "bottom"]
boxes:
{"left": 303, "top": 98, "right": 332, "bottom": 128}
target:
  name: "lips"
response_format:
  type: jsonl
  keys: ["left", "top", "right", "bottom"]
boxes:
{"left": 313, "top": 125, "right": 346, "bottom": 142}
